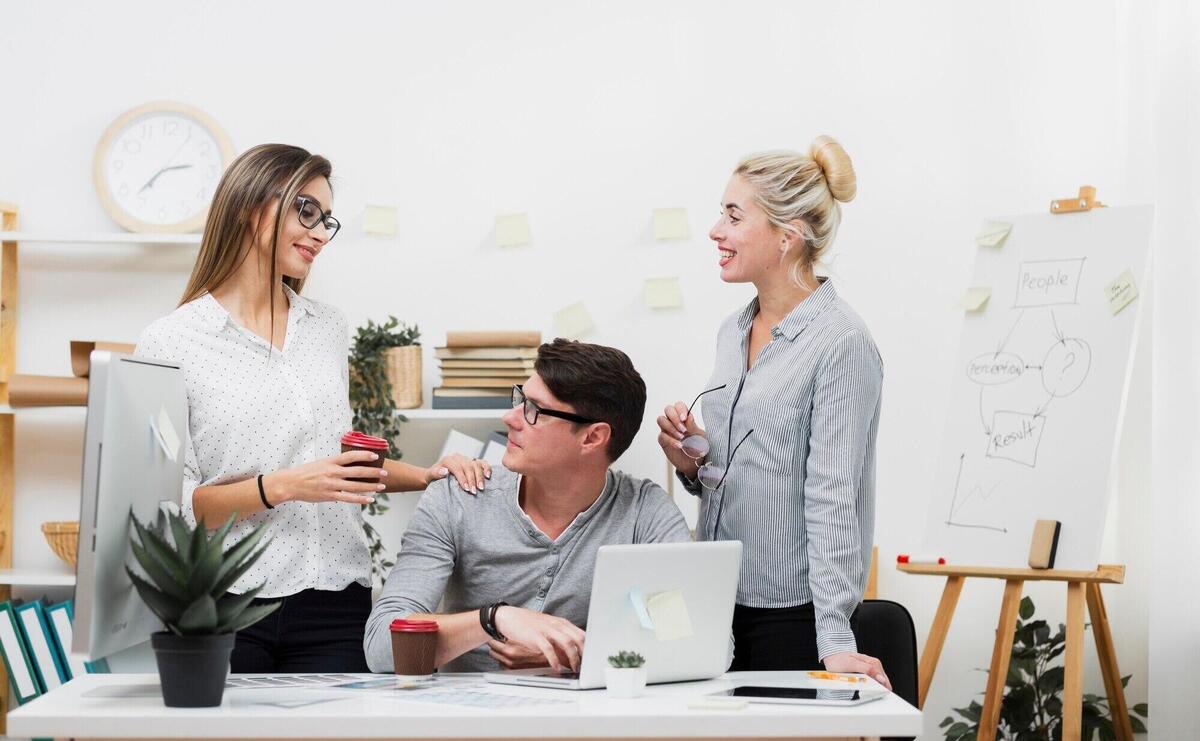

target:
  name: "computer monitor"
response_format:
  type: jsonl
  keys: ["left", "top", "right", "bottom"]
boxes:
{"left": 72, "top": 351, "right": 187, "bottom": 661}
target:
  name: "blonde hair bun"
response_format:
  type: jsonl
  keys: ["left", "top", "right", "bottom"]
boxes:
{"left": 810, "top": 135, "right": 856, "bottom": 203}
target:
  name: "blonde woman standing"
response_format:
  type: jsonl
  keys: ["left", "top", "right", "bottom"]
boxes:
{"left": 657, "top": 137, "right": 890, "bottom": 689}
{"left": 136, "top": 144, "right": 488, "bottom": 673}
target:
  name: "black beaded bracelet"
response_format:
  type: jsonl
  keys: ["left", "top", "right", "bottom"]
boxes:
{"left": 480, "top": 601, "right": 508, "bottom": 642}
{"left": 257, "top": 474, "right": 274, "bottom": 510}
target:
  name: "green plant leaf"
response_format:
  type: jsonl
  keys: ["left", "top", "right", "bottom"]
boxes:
{"left": 1019, "top": 596, "right": 1035, "bottom": 620}
{"left": 1129, "top": 716, "right": 1147, "bottom": 733}
{"left": 129, "top": 512, "right": 188, "bottom": 586}
{"left": 176, "top": 594, "right": 218, "bottom": 634}
{"left": 219, "top": 601, "right": 280, "bottom": 634}
{"left": 1131, "top": 702, "right": 1147, "bottom": 716}
{"left": 188, "top": 512, "right": 207, "bottom": 564}
{"left": 167, "top": 513, "right": 193, "bottom": 563}
{"left": 214, "top": 586, "right": 263, "bottom": 627}
{"left": 1120, "top": 674, "right": 1130, "bottom": 687}
{"left": 212, "top": 543, "right": 272, "bottom": 596}
{"left": 125, "top": 567, "right": 186, "bottom": 627}
{"left": 129, "top": 541, "right": 189, "bottom": 601}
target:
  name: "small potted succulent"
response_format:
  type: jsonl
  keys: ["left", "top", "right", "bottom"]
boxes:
{"left": 605, "top": 650, "right": 647, "bottom": 698}
{"left": 126, "top": 508, "right": 279, "bottom": 707}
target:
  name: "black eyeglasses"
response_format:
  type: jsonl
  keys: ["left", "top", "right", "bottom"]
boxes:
{"left": 678, "top": 385, "right": 728, "bottom": 463}
{"left": 293, "top": 195, "right": 340, "bottom": 241}
{"left": 512, "top": 385, "right": 599, "bottom": 426}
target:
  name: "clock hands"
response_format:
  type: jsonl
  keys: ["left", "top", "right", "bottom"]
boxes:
{"left": 138, "top": 163, "right": 194, "bottom": 193}
{"left": 138, "top": 128, "right": 195, "bottom": 194}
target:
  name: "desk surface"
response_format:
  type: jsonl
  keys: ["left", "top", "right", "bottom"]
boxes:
{"left": 9, "top": 671, "right": 922, "bottom": 739}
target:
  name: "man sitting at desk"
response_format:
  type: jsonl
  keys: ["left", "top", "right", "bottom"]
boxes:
{"left": 364, "top": 339, "right": 693, "bottom": 673}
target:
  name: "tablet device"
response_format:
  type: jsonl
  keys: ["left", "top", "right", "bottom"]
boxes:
{"left": 710, "top": 685, "right": 887, "bottom": 706}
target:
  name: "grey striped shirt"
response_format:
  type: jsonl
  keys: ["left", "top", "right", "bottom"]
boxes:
{"left": 680, "top": 279, "right": 883, "bottom": 659}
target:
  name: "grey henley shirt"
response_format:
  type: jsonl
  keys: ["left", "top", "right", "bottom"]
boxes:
{"left": 364, "top": 465, "right": 692, "bottom": 673}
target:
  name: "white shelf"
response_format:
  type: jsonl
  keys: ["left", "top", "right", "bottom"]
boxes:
{"left": 0, "top": 231, "right": 200, "bottom": 245}
{"left": 0, "top": 568, "right": 76, "bottom": 586}
{"left": 396, "top": 408, "right": 506, "bottom": 420}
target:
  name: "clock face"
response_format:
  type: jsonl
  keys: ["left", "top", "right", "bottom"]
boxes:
{"left": 94, "top": 103, "right": 233, "bottom": 232}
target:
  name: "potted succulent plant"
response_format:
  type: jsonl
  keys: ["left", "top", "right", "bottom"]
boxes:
{"left": 126, "top": 508, "right": 279, "bottom": 707}
{"left": 606, "top": 650, "right": 647, "bottom": 698}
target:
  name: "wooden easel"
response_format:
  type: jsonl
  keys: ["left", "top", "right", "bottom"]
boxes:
{"left": 900, "top": 562, "right": 1133, "bottom": 741}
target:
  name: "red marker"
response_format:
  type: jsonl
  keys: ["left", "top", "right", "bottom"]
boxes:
{"left": 897, "top": 554, "right": 945, "bottom": 565}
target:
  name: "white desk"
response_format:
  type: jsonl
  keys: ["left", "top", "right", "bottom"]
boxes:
{"left": 9, "top": 672, "right": 922, "bottom": 740}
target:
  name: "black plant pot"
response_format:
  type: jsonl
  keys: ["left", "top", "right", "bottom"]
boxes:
{"left": 150, "top": 631, "right": 235, "bottom": 707}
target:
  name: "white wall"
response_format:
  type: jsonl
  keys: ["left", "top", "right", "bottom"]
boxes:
{"left": 2, "top": 1, "right": 1181, "bottom": 736}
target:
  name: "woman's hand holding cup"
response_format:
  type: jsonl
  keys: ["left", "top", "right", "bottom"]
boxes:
{"left": 263, "top": 449, "right": 386, "bottom": 506}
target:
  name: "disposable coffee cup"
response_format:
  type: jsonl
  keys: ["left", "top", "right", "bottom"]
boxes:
{"left": 340, "top": 431, "right": 389, "bottom": 483}
{"left": 390, "top": 618, "right": 439, "bottom": 678}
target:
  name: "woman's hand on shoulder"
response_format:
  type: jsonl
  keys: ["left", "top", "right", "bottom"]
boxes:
{"left": 426, "top": 453, "right": 492, "bottom": 494}
{"left": 656, "top": 400, "right": 705, "bottom": 478}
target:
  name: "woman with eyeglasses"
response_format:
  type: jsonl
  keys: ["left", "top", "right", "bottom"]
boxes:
{"left": 656, "top": 137, "right": 889, "bottom": 689}
{"left": 135, "top": 144, "right": 489, "bottom": 673}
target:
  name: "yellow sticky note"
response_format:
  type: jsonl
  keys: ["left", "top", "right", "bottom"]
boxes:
{"left": 976, "top": 221, "right": 1012, "bottom": 248}
{"left": 553, "top": 302, "right": 595, "bottom": 338}
{"left": 363, "top": 205, "right": 398, "bottom": 236}
{"left": 652, "top": 208, "right": 690, "bottom": 240}
{"left": 644, "top": 277, "right": 683, "bottom": 309}
{"left": 495, "top": 213, "right": 532, "bottom": 247}
{"left": 645, "top": 589, "right": 694, "bottom": 641}
{"left": 962, "top": 287, "right": 991, "bottom": 312}
{"left": 1104, "top": 269, "right": 1138, "bottom": 315}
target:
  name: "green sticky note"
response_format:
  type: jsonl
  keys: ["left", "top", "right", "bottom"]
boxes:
{"left": 363, "top": 205, "right": 398, "bottom": 236}
{"left": 962, "top": 287, "right": 991, "bottom": 312}
{"left": 495, "top": 213, "right": 532, "bottom": 247}
{"left": 1105, "top": 269, "right": 1138, "bottom": 315}
{"left": 553, "top": 302, "right": 595, "bottom": 338}
{"left": 645, "top": 589, "right": 694, "bottom": 641}
{"left": 652, "top": 208, "right": 690, "bottom": 240}
{"left": 976, "top": 220, "right": 1012, "bottom": 248}
{"left": 644, "top": 277, "right": 683, "bottom": 309}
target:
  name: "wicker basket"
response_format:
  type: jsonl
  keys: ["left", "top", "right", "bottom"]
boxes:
{"left": 384, "top": 345, "right": 423, "bottom": 409}
{"left": 41, "top": 521, "right": 79, "bottom": 568}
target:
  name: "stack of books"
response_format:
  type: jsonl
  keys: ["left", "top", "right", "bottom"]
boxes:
{"left": 432, "top": 331, "right": 541, "bottom": 410}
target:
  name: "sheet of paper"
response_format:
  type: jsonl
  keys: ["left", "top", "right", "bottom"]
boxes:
{"left": 1104, "top": 268, "right": 1138, "bottom": 315}
{"left": 976, "top": 220, "right": 1012, "bottom": 248}
{"left": 495, "top": 213, "right": 532, "bottom": 247}
{"left": 962, "top": 286, "right": 991, "bottom": 312}
{"left": 153, "top": 406, "right": 180, "bottom": 462}
{"left": 645, "top": 589, "right": 694, "bottom": 641}
{"left": 553, "top": 302, "right": 595, "bottom": 338}
{"left": 363, "top": 205, "right": 398, "bottom": 236}
{"left": 652, "top": 208, "right": 689, "bottom": 240}
{"left": 440, "top": 429, "right": 485, "bottom": 460}
{"left": 628, "top": 589, "right": 655, "bottom": 630}
{"left": 644, "top": 277, "right": 683, "bottom": 309}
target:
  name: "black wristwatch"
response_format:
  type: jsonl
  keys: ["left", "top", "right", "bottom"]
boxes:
{"left": 479, "top": 601, "right": 509, "bottom": 642}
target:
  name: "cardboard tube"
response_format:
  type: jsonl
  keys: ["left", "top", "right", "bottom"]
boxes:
{"left": 70, "top": 341, "right": 136, "bottom": 378}
{"left": 8, "top": 375, "right": 88, "bottom": 407}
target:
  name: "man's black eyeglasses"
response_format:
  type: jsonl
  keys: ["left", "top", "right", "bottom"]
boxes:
{"left": 512, "top": 385, "right": 599, "bottom": 426}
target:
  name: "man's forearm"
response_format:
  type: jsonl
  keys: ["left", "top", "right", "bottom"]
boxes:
{"left": 406, "top": 610, "right": 491, "bottom": 668}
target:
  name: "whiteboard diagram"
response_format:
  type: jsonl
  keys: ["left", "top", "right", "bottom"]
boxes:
{"left": 923, "top": 207, "right": 1152, "bottom": 569}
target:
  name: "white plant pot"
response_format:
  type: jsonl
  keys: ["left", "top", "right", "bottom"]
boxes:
{"left": 605, "top": 666, "right": 647, "bottom": 698}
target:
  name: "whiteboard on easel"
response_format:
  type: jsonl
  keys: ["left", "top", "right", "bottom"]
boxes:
{"left": 922, "top": 205, "right": 1153, "bottom": 570}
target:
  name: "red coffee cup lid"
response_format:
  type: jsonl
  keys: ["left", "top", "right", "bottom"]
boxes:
{"left": 390, "top": 618, "right": 439, "bottom": 633}
{"left": 341, "top": 431, "right": 390, "bottom": 450}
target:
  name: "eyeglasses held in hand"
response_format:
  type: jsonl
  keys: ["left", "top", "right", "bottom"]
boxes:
{"left": 512, "top": 385, "right": 599, "bottom": 426}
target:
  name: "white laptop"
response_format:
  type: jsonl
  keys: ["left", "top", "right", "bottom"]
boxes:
{"left": 483, "top": 540, "right": 741, "bottom": 690}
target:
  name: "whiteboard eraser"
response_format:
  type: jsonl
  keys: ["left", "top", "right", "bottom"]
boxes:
{"left": 1028, "top": 519, "right": 1061, "bottom": 569}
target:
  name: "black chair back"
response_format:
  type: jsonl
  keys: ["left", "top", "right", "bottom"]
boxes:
{"left": 854, "top": 599, "right": 920, "bottom": 707}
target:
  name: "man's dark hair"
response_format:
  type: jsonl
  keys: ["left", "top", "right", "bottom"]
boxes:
{"left": 533, "top": 338, "right": 647, "bottom": 461}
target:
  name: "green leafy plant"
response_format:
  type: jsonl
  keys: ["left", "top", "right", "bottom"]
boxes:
{"left": 607, "top": 651, "right": 646, "bottom": 669}
{"left": 125, "top": 508, "right": 279, "bottom": 636}
{"left": 941, "top": 596, "right": 1148, "bottom": 741}
{"left": 348, "top": 315, "right": 420, "bottom": 581}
